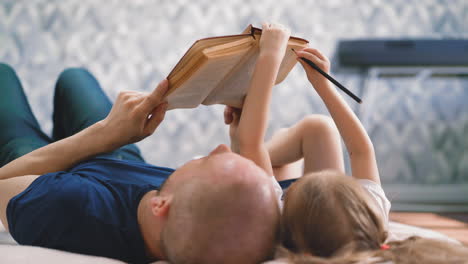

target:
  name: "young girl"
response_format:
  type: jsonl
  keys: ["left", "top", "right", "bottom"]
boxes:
{"left": 226, "top": 21, "right": 390, "bottom": 250}
{"left": 268, "top": 49, "right": 468, "bottom": 263}
{"left": 271, "top": 47, "right": 390, "bottom": 257}
{"left": 226, "top": 25, "right": 468, "bottom": 262}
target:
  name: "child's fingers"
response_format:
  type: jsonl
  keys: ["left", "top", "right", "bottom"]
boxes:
{"left": 232, "top": 107, "right": 242, "bottom": 115}
{"left": 231, "top": 111, "right": 240, "bottom": 126}
{"left": 298, "top": 59, "right": 316, "bottom": 75}
{"left": 300, "top": 48, "right": 327, "bottom": 61}
{"left": 224, "top": 106, "right": 242, "bottom": 124}
{"left": 297, "top": 59, "right": 308, "bottom": 70}
{"left": 224, "top": 106, "right": 234, "bottom": 124}
{"left": 232, "top": 108, "right": 242, "bottom": 124}
{"left": 271, "top": 22, "right": 284, "bottom": 30}
{"left": 295, "top": 50, "right": 322, "bottom": 65}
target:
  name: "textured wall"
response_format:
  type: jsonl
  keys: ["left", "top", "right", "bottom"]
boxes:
{"left": 1, "top": 0, "right": 467, "bottom": 186}
{"left": 361, "top": 73, "right": 468, "bottom": 185}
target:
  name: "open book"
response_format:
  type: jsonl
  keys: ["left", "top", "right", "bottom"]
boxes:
{"left": 166, "top": 25, "right": 309, "bottom": 109}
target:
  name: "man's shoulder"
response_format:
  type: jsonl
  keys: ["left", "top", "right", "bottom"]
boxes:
{"left": 72, "top": 157, "right": 174, "bottom": 173}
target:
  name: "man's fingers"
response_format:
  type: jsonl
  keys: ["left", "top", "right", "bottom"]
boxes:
{"left": 143, "top": 79, "right": 169, "bottom": 111}
{"left": 145, "top": 102, "right": 168, "bottom": 135}
{"left": 151, "top": 79, "right": 169, "bottom": 101}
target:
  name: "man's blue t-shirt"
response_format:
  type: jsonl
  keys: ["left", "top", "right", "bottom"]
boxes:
{"left": 7, "top": 158, "right": 174, "bottom": 264}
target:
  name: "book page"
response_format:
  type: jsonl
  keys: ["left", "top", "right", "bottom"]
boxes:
{"left": 202, "top": 43, "right": 306, "bottom": 108}
{"left": 168, "top": 35, "right": 249, "bottom": 90}
{"left": 276, "top": 44, "right": 306, "bottom": 84}
{"left": 202, "top": 47, "right": 260, "bottom": 108}
{"left": 166, "top": 25, "right": 309, "bottom": 110}
{"left": 166, "top": 52, "right": 250, "bottom": 109}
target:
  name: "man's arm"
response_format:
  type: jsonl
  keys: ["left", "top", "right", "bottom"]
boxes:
{"left": 0, "top": 80, "right": 169, "bottom": 180}
{"left": 0, "top": 123, "right": 112, "bottom": 180}
{"left": 296, "top": 48, "right": 380, "bottom": 184}
{"left": 226, "top": 23, "right": 290, "bottom": 176}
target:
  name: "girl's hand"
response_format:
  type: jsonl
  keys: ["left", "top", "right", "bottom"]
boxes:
{"left": 295, "top": 48, "right": 331, "bottom": 88}
{"left": 224, "top": 106, "right": 242, "bottom": 153}
{"left": 259, "top": 22, "right": 291, "bottom": 59}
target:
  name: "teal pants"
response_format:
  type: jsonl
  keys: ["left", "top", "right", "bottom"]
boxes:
{"left": 0, "top": 63, "right": 144, "bottom": 167}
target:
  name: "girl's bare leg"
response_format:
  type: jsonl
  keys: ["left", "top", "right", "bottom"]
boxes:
{"left": 267, "top": 115, "right": 344, "bottom": 181}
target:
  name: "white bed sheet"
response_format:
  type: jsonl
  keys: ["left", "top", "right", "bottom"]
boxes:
{"left": 0, "top": 221, "right": 461, "bottom": 263}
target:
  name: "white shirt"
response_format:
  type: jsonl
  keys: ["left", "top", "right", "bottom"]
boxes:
{"left": 357, "top": 179, "right": 391, "bottom": 225}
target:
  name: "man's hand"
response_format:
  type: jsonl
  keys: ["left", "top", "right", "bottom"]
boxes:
{"left": 100, "top": 79, "right": 169, "bottom": 149}
{"left": 0, "top": 79, "right": 169, "bottom": 181}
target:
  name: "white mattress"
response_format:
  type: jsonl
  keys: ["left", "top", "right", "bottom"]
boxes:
{"left": 0, "top": 221, "right": 460, "bottom": 263}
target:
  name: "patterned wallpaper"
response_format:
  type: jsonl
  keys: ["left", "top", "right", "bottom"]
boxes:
{"left": 361, "top": 72, "right": 468, "bottom": 185}
{"left": 1, "top": 0, "right": 467, "bottom": 186}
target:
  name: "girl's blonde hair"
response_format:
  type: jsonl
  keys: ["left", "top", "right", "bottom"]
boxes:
{"left": 276, "top": 236, "right": 468, "bottom": 264}
{"left": 280, "top": 170, "right": 468, "bottom": 263}
{"left": 281, "top": 170, "right": 387, "bottom": 257}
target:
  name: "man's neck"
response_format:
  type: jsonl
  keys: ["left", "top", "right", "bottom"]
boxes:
{"left": 137, "top": 190, "right": 166, "bottom": 261}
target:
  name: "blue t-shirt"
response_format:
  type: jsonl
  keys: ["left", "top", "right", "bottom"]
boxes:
{"left": 7, "top": 158, "right": 174, "bottom": 264}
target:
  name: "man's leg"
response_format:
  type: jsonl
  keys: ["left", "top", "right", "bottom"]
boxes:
{"left": 52, "top": 68, "right": 145, "bottom": 162}
{"left": 0, "top": 63, "right": 51, "bottom": 231}
{"left": 0, "top": 63, "right": 52, "bottom": 166}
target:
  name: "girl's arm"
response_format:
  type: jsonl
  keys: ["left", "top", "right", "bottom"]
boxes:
{"left": 225, "top": 23, "right": 290, "bottom": 176}
{"left": 295, "top": 48, "right": 381, "bottom": 184}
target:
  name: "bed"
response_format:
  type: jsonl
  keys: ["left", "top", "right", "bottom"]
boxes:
{"left": 0, "top": 221, "right": 460, "bottom": 263}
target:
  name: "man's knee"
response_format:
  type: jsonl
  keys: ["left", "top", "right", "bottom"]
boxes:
{"left": 0, "top": 63, "right": 17, "bottom": 77}
{"left": 55, "top": 67, "right": 93, "bottom": 92}
{"left": 58, "top": 67, "right": 91, "bottom": 79}
{"left": 57, "top": 67, "right": 91, "bottom": 82}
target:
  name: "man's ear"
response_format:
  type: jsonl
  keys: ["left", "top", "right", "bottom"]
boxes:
{"left": 150, "top": 195, "right": 172, "bottom": 217}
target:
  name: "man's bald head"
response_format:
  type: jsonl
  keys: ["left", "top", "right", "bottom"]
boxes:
{"left": 160, "top": 145, "right": 280, "bottom": 263}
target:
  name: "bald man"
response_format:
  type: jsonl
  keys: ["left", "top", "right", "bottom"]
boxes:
{"left": 0, "top": 64, "right": 279, "bottom": 263}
